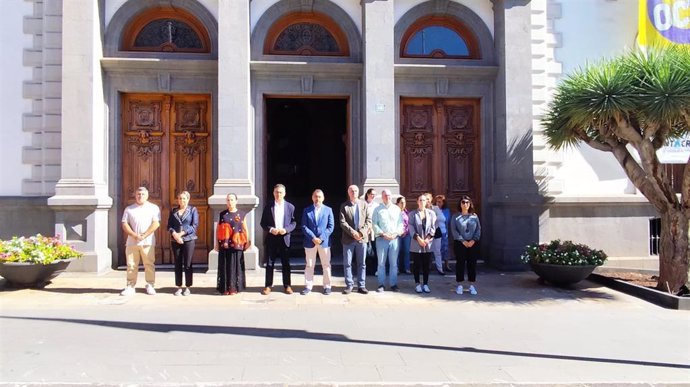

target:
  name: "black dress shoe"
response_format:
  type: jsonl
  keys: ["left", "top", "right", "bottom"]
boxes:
{"left": 436, "top": 269, "right": 445, "bottom": 275}
{"left": 357, "top": 287, "right": 369, "bottom": 294}
{"left": 391, "top": 285, "right": 400, "bottom": 292}
{"left": 342, "top": 287, "right": 353, "bottom": 294}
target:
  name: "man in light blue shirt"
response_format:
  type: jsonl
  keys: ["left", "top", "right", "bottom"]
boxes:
{"left": 372, "top": 189, "right": 404, "bottom": 292}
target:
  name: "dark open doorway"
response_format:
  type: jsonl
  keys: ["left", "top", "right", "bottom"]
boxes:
{"left": 265, "top": 97, "right": 348, "bottom": 257}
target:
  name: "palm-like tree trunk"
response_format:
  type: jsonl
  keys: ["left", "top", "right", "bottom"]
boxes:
{"left": 658, "top": 210, "right": 690, "bottom": 292}
{"left": 608, "top": 141, "right": 689, "bottom": 292}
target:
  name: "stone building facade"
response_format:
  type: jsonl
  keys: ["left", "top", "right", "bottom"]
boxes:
{"left": 0, "top": 0, "right": 657, "bottom": 272}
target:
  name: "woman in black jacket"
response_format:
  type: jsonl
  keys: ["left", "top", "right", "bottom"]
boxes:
{"left": 167, "top": 191, "right": 199, "bottom": 296}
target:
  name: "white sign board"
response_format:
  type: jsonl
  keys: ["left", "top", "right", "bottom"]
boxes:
{"left": 657, "top": 135, "right": 690, "bottom": 164}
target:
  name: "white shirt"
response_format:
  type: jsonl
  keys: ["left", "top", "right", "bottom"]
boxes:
{"left": 273, "top": 201, "right": 285, "bottom": 230}
{"left": 314, "top": 205, "right": 322, "bottom": 223}
{"left": 122, "top": 201, "right": 161, "bottom": 247}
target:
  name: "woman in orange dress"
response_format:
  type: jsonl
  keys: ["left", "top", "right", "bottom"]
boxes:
{"left": 216, "top": 193, "right": 250, "bottom": 295}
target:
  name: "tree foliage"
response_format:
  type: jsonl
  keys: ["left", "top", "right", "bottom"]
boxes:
{"left": 542, "top": 46, "right": 690, "bottom": 291}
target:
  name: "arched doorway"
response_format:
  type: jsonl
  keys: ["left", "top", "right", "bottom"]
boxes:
{"left": 264, "top": 97, "right": 348, "bottom": 255}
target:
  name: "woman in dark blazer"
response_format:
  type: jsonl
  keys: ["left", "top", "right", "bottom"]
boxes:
{"left": 409, "top": 194, "right": 437, "bottom": 294}
{"left": 167, "top": 191, "right": 199, "bottom": 296}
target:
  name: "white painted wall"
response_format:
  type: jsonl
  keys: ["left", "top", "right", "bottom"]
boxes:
{"left": 250, "top": 0, "right": 493, "bottom": 38}
{"left": 550, "top": 0, "right": 639, "bottom": 195}
{"left": 105, "top": 0, "right": 219, "bottom": 27}
{"left": 250, "top": 0, "right": 362, "bottom": 33}
{"left": 395, "top": 0, "right": 494, "bottom": 36}
{"left": 0, "top": 0, "right": 33, "bottom": 196}
{"left": 554, "top": 0, "right": 638, "bottom": 74}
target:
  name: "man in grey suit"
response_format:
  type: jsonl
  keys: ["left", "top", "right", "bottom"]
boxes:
{"left": 339, "top": 185, "right": 371, "bottom": 294}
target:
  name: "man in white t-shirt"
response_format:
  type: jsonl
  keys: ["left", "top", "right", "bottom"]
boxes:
{"left": 120, "top": 186, "right": 161, "bottom": 296}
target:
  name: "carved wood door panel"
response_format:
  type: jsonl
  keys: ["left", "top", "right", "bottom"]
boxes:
{"left": 121, "top": 94, "right": 211, "bottom": 266}
{"left": 400, "top": 98, "right": 481, "bottom": 211}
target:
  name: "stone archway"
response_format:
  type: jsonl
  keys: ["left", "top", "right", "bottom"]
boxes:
{"left": 394, "top": 0, "right": 495, "bottom": 66}
{"left": 251, "top": 0, "right": 362, "bottom": 62}
{"left": 102, "top": 0, "right": 219, "bottom": 268}
{"left": 104, "top": 0, "right": 218, "bottom": 59}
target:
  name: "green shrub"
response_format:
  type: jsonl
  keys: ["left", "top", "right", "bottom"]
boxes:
{"left": 0, "top": 234, "right": 83, "bottom": 264}
{"left": 520, "top": 240, "right": 607, "bottom": 266}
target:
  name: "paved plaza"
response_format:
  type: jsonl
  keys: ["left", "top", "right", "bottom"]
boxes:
{"left": 1, "top": 265, "right": 689, "bottom": 386}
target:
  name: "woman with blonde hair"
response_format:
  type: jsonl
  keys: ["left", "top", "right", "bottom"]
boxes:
{"left": 167, "top": 191, "right": 199, "bottom": 296}
{"left": 409, "top": 194, "right": 437, "bottom": 293}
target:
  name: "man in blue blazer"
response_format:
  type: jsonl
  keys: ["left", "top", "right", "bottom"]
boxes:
{"left": 260, "top": 184, "right": 297, "bottom": 295}
{"left": 301, "top": 189, "right": 334, "bottom": 295}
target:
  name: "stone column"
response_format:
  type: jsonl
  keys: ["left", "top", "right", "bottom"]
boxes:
{"left": 47, "top": 0, "right": 112, "bottom": 272}
{"left": 361, "top": 0, "right": 399, "bottom": 195}
{"left": 209, "top": 0, "right": 259, "bottom": 271}
{"left": 490, "top": 0, "right": 542, "bottom": 269}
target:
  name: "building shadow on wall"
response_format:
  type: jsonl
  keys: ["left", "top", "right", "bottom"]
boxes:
{"left": 506, "top": 130, "right": 553, "bottom": 203}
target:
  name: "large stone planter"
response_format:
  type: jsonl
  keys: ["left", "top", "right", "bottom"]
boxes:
{"left": 529, "top": 262, "right": 598, "bottom": 286}
{"left": 0, "top": 260, "right": 73, "bottom": 288}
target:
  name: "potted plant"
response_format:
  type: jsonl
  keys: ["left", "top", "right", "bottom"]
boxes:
{"left": 0, "top": 234, "right": 83, "bottom": 288}
{"left": 520, "top": 240, "right": 607, "bottom": 286}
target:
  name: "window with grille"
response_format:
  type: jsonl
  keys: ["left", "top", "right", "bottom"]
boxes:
{"left": 122, "top": 7, "right": 210, "bottom": 53}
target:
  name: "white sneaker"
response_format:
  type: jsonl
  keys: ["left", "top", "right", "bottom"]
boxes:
{"left": 174, "top": 288, "right": 183, "bottom": 296}
{"left": 120, "top": 286, "right": 134, "bottom": 296}
{"left": 469, "top": 285, "right": 477, "bottom": 295}
{"left": 415, "top": 284, "right": 423, "bottom": 293}
{"left": 183, "top": 288, "right": 191, "bottom": 296}
{"left": 423, "top": 284, "right": 431, "bottom": 293}
{"left": 145, "top": 284, "right": 156, "bottom": 295}
{"left": 456, "top": 285, "right": 463, "bottom": 295}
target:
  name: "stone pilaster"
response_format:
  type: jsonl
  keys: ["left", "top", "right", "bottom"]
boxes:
{"left": 47, "top": 0, "right": 112, "bottom": 272}
{"left": 22, "top": 0, "right": 62, "bottom": 196}
{"left": 490, "top": 0, "right": 542, "bottom": 269}
{"left": 361, "top": 0, "right": 399, "bottom": 194}
{"left": 209, "top": 0, "right": 258, "bottom": 271}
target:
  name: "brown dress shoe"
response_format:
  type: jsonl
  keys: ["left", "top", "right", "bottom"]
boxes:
{"left": 284, "top": 286, "right": 293, "bottom": 295}
{"left": 261, "top": 287, "right": 271, "bottom": 295}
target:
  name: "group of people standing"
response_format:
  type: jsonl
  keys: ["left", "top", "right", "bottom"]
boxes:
{"left": 118, "top": 184, "right": 481, "bottom": 298}
{"left": 259, "top": 184, "right": 482, "bottom": 297}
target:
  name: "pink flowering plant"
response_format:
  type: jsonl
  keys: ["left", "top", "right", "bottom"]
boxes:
{"left": 520, "top": 239, "right": 607, "bottom": 266}
{"left": 0, "top": 234, "right": 82, "bottom": 264}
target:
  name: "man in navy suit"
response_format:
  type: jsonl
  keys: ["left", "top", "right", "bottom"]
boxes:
{"left": 260, "top": 184, "right": 297, "bottom": 295}
{"left": 301, "top": 189, "right": 334, "bottom": 295}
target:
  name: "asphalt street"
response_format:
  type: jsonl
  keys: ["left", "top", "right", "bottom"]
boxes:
{"left": 1, "top": 266, "right": 689, "bottom": 386}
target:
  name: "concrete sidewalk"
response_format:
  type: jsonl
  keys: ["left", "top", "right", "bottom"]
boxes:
{"left": 1, "top": 267, "right": 689, "bottom": 386}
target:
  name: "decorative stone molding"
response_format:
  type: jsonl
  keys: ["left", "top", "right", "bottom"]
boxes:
{"left": 251, "top": 0, "right": 362, "bottom": 63}
{"left": 21, "top": 0, "right": 62, "bottom": 196}
{"left": 531, "top": 0, "right": 564, "bottom": 195}
{"left": 394, "top": 0, "right": 496, "bottom": 66}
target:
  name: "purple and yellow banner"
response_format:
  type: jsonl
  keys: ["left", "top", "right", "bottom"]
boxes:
{"left": 638, "top": 0, "right": 690, "bottom": 46}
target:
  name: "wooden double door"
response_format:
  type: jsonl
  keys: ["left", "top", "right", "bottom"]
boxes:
{"left": 400, "top": 98, "right": 481, "bottom": 211}
{"left": 120, "top": 93, "right": 212, "bottom": 265}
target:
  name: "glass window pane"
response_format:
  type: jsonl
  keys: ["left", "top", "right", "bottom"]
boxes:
{"left": 274, "top": 23, "right": 340, "bottom": 54}
{"left": 134, "top": 19, "right": 203, "bottom": 50}
{"left": 406, "top": 26, "right": 469, "bottom": 56}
